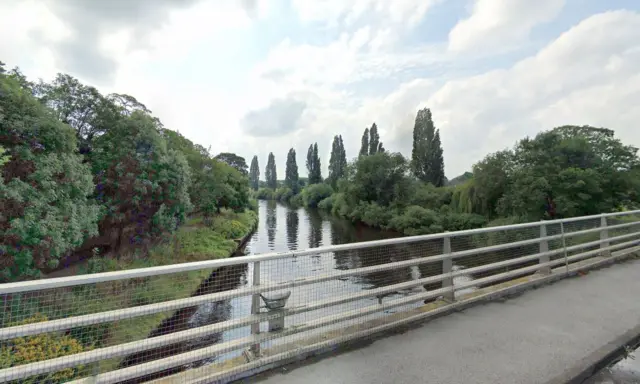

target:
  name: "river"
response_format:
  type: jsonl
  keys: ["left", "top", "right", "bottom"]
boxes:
{"left": 169, "top": 201, "right": 479, "bottom": 368}
{"left": 120, "top": 201, "right": 638, "bottom": 383}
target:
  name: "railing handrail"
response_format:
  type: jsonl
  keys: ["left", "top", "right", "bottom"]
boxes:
{"left": 1, "top": 209, "right": 639, "bottom": 294}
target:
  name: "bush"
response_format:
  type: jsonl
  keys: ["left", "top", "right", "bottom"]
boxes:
{"left": 388, "top": 205, "right": 441, "bottom": 235}
{"left": 256, "top": 187, "right": 275, "bottom": 200}
{"left": 289, "top": 193, "right": 304, "bottom": 207}
{"left": 440, "top": 212, "right": 488, "bottom": 232}
{"left": 0, "top": 314, "right": 88, "bottom": 383}
{"left": 330, "top": 192, "right": 352, "bottom": 218}
{"left": 317, "top": 195, "right": 334, "bottom": 211}
{"left": 212, "top": 219, "right": 249, "bottom": 239}
{"left": 351, "top": 202, "right": 392, "bottom": 228}
{"left": 247, "top": 198, "right": 259, "bottom": 212}
{"left": 302, "top": 183, "right": 334, "bottom": 208}
{"left": 275, "top": 187, "right": 294, "bottom": 203}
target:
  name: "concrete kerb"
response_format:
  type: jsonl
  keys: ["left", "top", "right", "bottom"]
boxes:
{"left": 544, "top": 322, "right": 640, "bottom": 384}
{"left": 147, "top": 248, "right": 640, "bottom": 384}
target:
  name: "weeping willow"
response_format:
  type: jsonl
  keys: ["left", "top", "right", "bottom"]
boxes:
{"left": 451, "top": 179, "right": 482, "bottom": 214}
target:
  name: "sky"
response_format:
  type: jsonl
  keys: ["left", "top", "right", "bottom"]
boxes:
{"left": 1, "top": 0, "right": 639, "bottom": 179}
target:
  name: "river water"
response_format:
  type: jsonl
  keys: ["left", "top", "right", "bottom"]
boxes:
{"left": 178, "top": 200, "right": 475, "bottom": 369}
{"left": 124, "top": 201, "right": 639, "bottom": 383}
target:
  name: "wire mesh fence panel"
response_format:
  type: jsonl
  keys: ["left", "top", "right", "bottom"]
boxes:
{"left": 2, "top": 211, "right": 640, "bottom": 384}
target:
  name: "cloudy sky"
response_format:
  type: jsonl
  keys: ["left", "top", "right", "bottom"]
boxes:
{"left": 1, "top": 0, "right": 639, "bottom": 178}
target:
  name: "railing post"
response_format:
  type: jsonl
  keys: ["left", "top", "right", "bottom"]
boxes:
{"left": 539, "top": 220, "right": 551, "bottom": 274}
{"left": 442, "top": 234, "right": 454, "bottom": 302}
{"left": 250, "top": 261, "right": 261, "bottom": 356}
{"left": 600, "top": 216, "right": 610, "bottom": 257}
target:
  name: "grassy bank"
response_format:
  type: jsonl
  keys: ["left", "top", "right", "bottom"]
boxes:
{"left": 0, "top": 209, "right": 258, "bottom": 382}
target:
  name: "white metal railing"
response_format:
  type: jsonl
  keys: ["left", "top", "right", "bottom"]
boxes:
{"left": 1, "top": 211, "right": 640, "bottom": 384}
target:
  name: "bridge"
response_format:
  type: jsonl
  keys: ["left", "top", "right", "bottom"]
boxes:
{"left": 1, "top": 211, "right": 640, "bottom": 384}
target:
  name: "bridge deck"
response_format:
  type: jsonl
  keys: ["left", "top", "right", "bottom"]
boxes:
{"left": 243, "top": 258, "right": 640, "bottom": 384}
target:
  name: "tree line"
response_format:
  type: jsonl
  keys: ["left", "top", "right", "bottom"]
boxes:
{"left": 253, "top": 107, "right": 640, "bottom": 235}
{"left": 0, "top": 61, "right": 253, "bottom": 281}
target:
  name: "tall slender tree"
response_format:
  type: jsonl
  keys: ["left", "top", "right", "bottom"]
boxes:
{"left": 285, "top": 148, "right": 299, "bottom": 193}
{"left": 307, "top": 142, "right": 322, "bottom": 184}
{"left": 359, "top": 128, "right": 369, "bottom": 157}
{"left": 265, "top": 152, "right": 277, "bottom": 189}
{"left": 369, "top": 123, "right": 380, "bottom": 155}
{"left": 411, "top": 107, "right": 445, "bottom": 186}
{"left": 328, "top": 135, "right": 347, "bottom": 188}
{"left": 249, "top": 155, "right": 260, "bottom": 190}
{"left": 430, "top": 130, "right": 445, "bottom": 186}
{"left": 313, "top": 143, "right": 322, "bottom": 183}
{"left": 306, "top": 144, "right": 314, "bottom": 182}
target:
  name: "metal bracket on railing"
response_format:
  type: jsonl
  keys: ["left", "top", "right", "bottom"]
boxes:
{"left": 260, "top": 291, "right": 291, "bottom": 332}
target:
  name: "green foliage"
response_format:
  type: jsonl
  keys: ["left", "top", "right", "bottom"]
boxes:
{"left": 90, "top": 111, "right": 192, "bottom": 235}
{"left": 487, "top": 126, "right": 639, "bottom": 220}
{"left": 0, "top": 145, "right": 10, "bottom": 166}
{"left": 302, "top": 183, "right": 334, "bottom": 208}
{"left": 249, "top": 155, "right": 260, "bottom": 190}
{"left": 359, "top": 127, "right": 369, "bottom": 157}
{"left": 214, "top": 152, "right": 248, "bottom": 175}
{"left": 328, "top": 135, "right": 348, "bottom": 188}
{"left": 368, "top": 123, "right": 380, "bottom": 155}
{"left": 352, "top": 201, "right": 393, "bottom": 227}
{"left": 317, "top": 195, "right": 334, "bottom": 211}
{"left": 388, "top": 206, "right": 441, "bottom": 235}
{"left": 411, "top": 107, "right": 445, "bottom": 187}
{"left": 0, "top": 75, "right": 100, "bottom": 280}
{"left": 289, "top": 193, "right": 304, "bottom": 207}
{"left": 447, "top": 172, "right": 473, "bottom": 186}
{"left": 0, "top": 314, "right": 88, "bottom": 383}
{"left": 275, "top": 187, "right": 295, "bottom": 203}
{"left": 348, "top": 152, "right": 410, "bottom": 207}
{"left": 306, "top": 143, "right": 322, "bottom": 184}
{"left": 265, "top": 152, "right": 277, "bottom": 189}
{"left": 285, "top": 148, "right": 299, "bottom": 193}
{"left": 256, "top": 187, "right": 275, "bottom": 200}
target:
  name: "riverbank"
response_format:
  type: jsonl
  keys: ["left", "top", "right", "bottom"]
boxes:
{"left": 0, "top": 209, "right": 258, "bottom": 382}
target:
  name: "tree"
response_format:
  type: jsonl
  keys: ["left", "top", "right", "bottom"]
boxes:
{"left": 411, "top": 108, "right": 445, "bottom": 187}
{"left": 359, "top": 128, "right": 369, "bottom": 157}
{"left": 348, "top": 152, "right": 410, "bottom": 207}
{"left": 249, "top": 155, "right": 260, "bottom": 190}
{"left": 328, "top": 135, "right": 347, "bottom": 188}
{"left": 0, "top": 74, "right": 100, "bottom": 280}
{"left": 307, "top": 143, "right": 322, "bottom": 184}
{"left": 369, "top": 123, "right": 380, "bottom": 155}
{"left": 285, "top": 148, "right": 299, "bottom": 193}
{"left": 265, "top": 152, "right": 277, "bottom": 189}
{"left": 215, "top": 152, "right": 248, "bottom": 175}
{"left": 91, "top": 111, "right": 193, "bottom": 245}
{"left": 35, "top": 73, "right": 119, "bottom": 151}
{"left": 474, "top": 125, "right": 640, "bottom": 220}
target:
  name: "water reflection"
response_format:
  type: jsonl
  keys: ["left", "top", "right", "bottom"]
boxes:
{"left": 307, "top": 208, "right": 323, "bottom": 249}
{"left": 179, "top": 201, "right": 477, "bottom": 371}
{"left": 266, "top": 200, "right": 277, "bottom": 249}
{"left": 286, "top": 208, "right": 299, "bottom": 250}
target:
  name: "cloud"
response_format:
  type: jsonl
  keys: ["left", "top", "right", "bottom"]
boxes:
{"left": 2, "top": 1, "right": 639, "bottom": 182}
{"left": 391, "top": 10, "right": 640, "bottom": 176}
{"left": 31, "top": 0, "right": 204, "bottom": 83}
{"left": 291, "top": 0, "right": 441, "bottom": 29}
{"left": 448, "top": 0, "right": 565, "bottom": 53}
{"left": 242, "top": 96, "right": 309, "bottom": 137}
